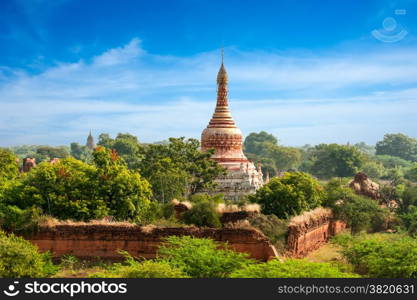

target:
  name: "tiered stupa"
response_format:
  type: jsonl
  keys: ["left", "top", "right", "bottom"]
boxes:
{"left": 86, "top": 130, "right": 95, "bottom": 150}
{"left": 201, "top": 52, "right": 263, "bottom": 200}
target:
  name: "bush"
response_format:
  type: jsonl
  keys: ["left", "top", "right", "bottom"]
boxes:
{"left": 229, "top": 259, "right": 359, "bottom": 278}
{"left": 91, "top": 253, "right": 188, "bottom": 278}
{"left": 182, "top": 200, "right": 221, "bottom": 228}
{"left": 158, "top": 236, "right": 252, "bottom": 278}
{"left": 0, "top": 205, "right": 44, "bottom": 233}
{"left": 334, "top": 194, "right": 388, "bottom": 234}
{"left": 0, "top": 231, "right": 57, "bottom": 277}
{"left": 337, "top": 234, "right": 417, "bottom": 278}
{"left": 247, "top": 214, "right": 288, "bottom": 253}
{"left": 324, "top": 179, "right": 389, "bottom": 234}
{"left": 1, "top": 148, "right": 152, "bottom": 222}
{"left": 249, "top": 172, "right": 324, "bottom": 218}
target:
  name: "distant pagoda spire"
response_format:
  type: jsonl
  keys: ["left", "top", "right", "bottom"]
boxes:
{"left": 207, "top": 48, "right": 236, "bottom": 129}
{"left": 86, "top": 130, "right": 95, "bottom": 150}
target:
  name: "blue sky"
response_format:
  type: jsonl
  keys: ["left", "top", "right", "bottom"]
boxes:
{"left": 1, "top": 0, "right": 417, "bottom": 146}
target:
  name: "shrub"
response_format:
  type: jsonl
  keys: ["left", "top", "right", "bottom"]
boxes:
{"left": 337, "top": 234, "right": 417, "bottom": 278}
{"left": 158, "top": 236, "right": 253, "bottom": 278}
{"left": 1, "top": 148, "right": 152, "bottom": 222}
{"left": 91, "top": 253, "right": 188, "bottom": 278}
{"left": 249, "top": 172, "right": 324, "bottom": 218}
{"left": 229, "top": 259, "right": 359, "bottom": 278}
{"left": 0, "top": 231, "right": 57, "bottom": 277}
{"left": 182, "top": 200, "right": 221, "bottom": 228}
{"left": 324, "top": 179, "right": 389, "bottom": 234}
{"left": 333, "top": 194, "right": 388, "bottom": 234}
{"left": 0, "top": 205, "right": 44, "bottom": 233}
{"left": 247, "top": 214, "right": 288, "bottom": 253}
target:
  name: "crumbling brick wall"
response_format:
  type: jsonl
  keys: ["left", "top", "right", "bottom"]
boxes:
{"left": 286, "top": 208, "right": 346, "bottom": 257}
{"left": 25, "top": 225, "right": 278, "bottom": 261}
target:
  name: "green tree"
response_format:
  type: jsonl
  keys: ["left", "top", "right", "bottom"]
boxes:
{"left": 2, "top": 147, "right": 152, "bottom": 222}
{"left": 0, "top": 148, "right": 19, "bottom": 183}
{"left": 376, "top": 133, "right": 417, "bottom": 162}
{"left": 97, "top": 133, "right": 144, "bottom": 169}
{"left": 354, "top": 142, "right": 375, "bottom": 155}
{"left": 249, "top": 172, "right": 324, "bottom": 218}
{"left": 70, "top": 142, "right": 93, "bottom": 164}
{"left": 324, "top": 180, "right": 388, "bottom": 234}
{"left": 244, "top": 131, "right": 278, "bottom": 154}
{"left": 309, "top": 144, "right": 365, "bottom": 179}
{"left": 243, "top": 131, "right": 301, "bottom": 175}
{"left": 139, "top": 137, "right": 225, "bottom": 202}
{"left": 36, "top": 146, "right": 69, "bottom": 160}
{"left": 360, "top": 161, "right": 386, "bottom": 179}
{"left": 92, "top": 147, "right": 152, "bottom": 221}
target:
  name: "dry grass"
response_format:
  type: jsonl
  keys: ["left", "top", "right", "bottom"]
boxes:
{"left": 216, "top": 203, "right": 260, "bottom": 214}
{"left": 171, "top": 199, "right": 192, "bottom": 209}
{"left": 304, "top": 243, "right": 344, "bottom": 263}
{"left": 39, "top": 217, "right": 136, "bottom": 228}
{"left": 289, "top": 207, "right": 332, "bottom": 228}
{"left": 223, "top": 220, "right": 253, "bottom": 229}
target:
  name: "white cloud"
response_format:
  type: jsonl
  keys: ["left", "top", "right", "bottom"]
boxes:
{"left": 0, "top": 38, "right": 416, "bottom": 146}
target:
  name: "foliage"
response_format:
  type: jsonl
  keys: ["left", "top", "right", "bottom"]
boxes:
{"left": 247, "top": 214, "right": 288, "bottom": 253}
{"left": 182, "top": 199, "right": 221, "bottom": 228}
{"left": 0, "top": 148, "right": 19, "bottom": 183}
{"left": 360, "top": 160, "right": 386, "bottom": 179}
{"left": 249, "top": 172, "right": 324, "bottom": 218}
{"left": 244, "top": 131, "right": 301, "bottom": 176}
{"left": 353, "top": 142, "right": 375, "bottom": 156}
{"left": 70, "top": 142, "right": 93, "bottom": 164}
{"left": 1, "top": 148, "right": 152, "bottom": 222}
{"left": 9, "top": 145, "right": 70, "bottom": 163}
{"left": 405, "top": 163, "right": 417, "bottom": 182}
{"left": 325, "top": 180, "right": 389, "bottom": 234}
{"left": 374, "top": 154, "right": 414, "bottom": 169}
{"left": 91, "top": 252, "right": 188, "bottom": 278}
{"left": 376, "top": 133, "right": 417, "bottom": 162}
{"left": 244, "top": 131, "right": 278, "bottom": 154}
{"left": 139, "top": 137, "right": 226, "bottom": 202}
{"left": 36, "top": 146, "right": 70, "bottom": 160}
{"left": 308, "top": 144, "right": 365, "bottom": 179}
{"left": 0, "top": 205, "right": 44, "bottom": 233}
{"left": 335, "top": 233, "right": 417, "bottom": 278}
{"left": 0, "top": 231, "right": 57, "bottom": 278}
{"left": 397, "top": 185, "right": 417, "bottom": 235}
{"left": 229, "top": 258, "right": 359, "bottom": 278}
{"left": 92, "top": 147, "right": 152, "bottom": 221}
{"left": 158, "top": 236, "right": 253, "bottom": 278}
{"left": 97, "top": 133, "right": 144, "bottom": 169}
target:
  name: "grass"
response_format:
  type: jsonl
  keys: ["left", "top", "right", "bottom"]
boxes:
{"left": 304, "top": 231, "right": 357, "bottom": 274}
{"left": 53, "top": 256, "right": 110, "bottom": 278}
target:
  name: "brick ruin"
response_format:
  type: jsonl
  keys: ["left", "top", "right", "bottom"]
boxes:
{"left": 25, "top": 225, "right": 278, "bottom": 262}
{"left": 286, "top": 208, "right": 346, "bottom": 257}
{"left": 24, "top": 207, "right": 346, "bottom": 261}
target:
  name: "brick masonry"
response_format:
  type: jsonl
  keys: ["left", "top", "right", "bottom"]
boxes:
{"left": 25, "top": 225, "right": 278, "bottom": 261}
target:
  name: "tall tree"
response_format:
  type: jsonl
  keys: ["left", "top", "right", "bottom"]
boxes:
{"left": 139, "top": 137, "right": 226, "bottom": 202}
{"left": 309, "top": 144, "right": 365, "bottom": 179}
{"left": 97, "top": 133, "right": 144, "bottom": 169}
{"left": 376, "top": 133, "right": 417, "bottom": 162}
{"left": 244, "top": 131, "right": 278, "bottom": 154}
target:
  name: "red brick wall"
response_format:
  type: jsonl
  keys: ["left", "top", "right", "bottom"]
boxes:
{"left": 25, "top": 226, "right": 278, "bottom": 261}
{"left": 286, "top": 220, "right": 346, "bottom": 257}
